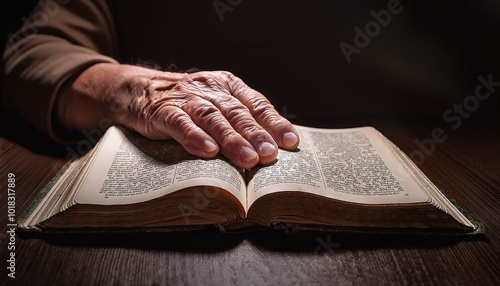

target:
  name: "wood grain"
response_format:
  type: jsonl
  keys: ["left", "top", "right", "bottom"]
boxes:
{"left": 1, "top": 115, "right": 499, "bottom": 285}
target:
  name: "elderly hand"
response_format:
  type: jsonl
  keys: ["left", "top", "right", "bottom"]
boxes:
{"left": 57, "top": 64, "right": 299, "bottom": 169}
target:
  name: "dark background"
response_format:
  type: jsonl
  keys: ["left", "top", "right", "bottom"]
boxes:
{"left": 107, "top": 0, "right": 500, "bottom": 119}
{"left": 1, "top": 2, "right": 499, "bottom": 285}
{"left": 1, "top": 0, "right": 500, "bottom": 126}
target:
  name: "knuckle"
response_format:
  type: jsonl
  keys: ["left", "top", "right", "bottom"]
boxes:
{"left": 164, "top": 111, "right": 192, "bottom": 135}
{"left": 183, "top": 127, "right": 203, "bottom": 142}
{"left": 217, "top": 71, "right": 235, "bottom": 81}
{"left": 240, "top": 123, "right": 266, "bottom": 139}
{"left": 248, "top": 97, "right": 275, "bottom": 119}
{"left": 248, "top": 95, "right": 272, "bottom": 110}
{"left": 220, "top": 128, "right": 240, "bottom": 145}
{"left": 266, "top": 113, "right": 288, "bottom": 127}
{"left": 228, "top": 113, "right": 269, "bottom": 141}
{"left": 225, "top": 105, "right": 250, "bottom": 122}
{"left": 215, "top": 93, "right": 238, "bottom": 106}
{"left": 190, "top": 102, "right": 220, "bottom": 121}
{"left": 230, "top": 112, "right": 257, "bottom": 131}
{"left": 216, "top": 71, "right": 244, "bottom": 93}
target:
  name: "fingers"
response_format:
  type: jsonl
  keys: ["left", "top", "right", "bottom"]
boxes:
{"left": 147, "top": 102, "right": 261, "bottom": 169}
{"left": 148, "top": 105, "right": 220, "bottom": 159}
{"left": 223, "top": 73, "right": 300, "bottom": 150}
{"left": 122, "top": 69, "right": 299, "bottom": 169}
{"left": 181, "top": 96, "right": 276, "bottom": 168}
{"left": 162, "top": 71, "right": 298, "bottom": 168}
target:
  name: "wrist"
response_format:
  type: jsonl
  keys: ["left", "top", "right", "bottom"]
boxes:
{"left": 56, "top": 63, "right": 128, "bottom": 131}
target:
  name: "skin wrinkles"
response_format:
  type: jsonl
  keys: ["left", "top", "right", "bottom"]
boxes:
{"left": 143, "top": 72, "right": 288, "bottom": 166}
{"left": 183, "top": 78, "right": 277, "bottom": 153}
{"left": 147, "top": 76, "right": 270, "bottom": 153}
{"left": 57, "top": 64, "right": 299, "bottom": 168}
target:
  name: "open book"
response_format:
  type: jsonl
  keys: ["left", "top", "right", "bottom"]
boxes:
{"left": 19, "top": 125, "right": 480, "bottom": 234}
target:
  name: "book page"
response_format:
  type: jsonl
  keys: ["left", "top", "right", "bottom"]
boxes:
{"left": 247, "top": 125, "right": 429, "bottom": 205}
{"left": 75, "top": 126, "right": 246, "bottom": 206}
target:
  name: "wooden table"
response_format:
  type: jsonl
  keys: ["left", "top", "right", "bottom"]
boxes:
{"left": 1, "top": 113, "right": 499, "bottom": 285}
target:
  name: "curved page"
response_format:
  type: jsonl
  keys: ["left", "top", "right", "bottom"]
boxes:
{"left": 75, "top": 127, "right": 246, "bottom": 206}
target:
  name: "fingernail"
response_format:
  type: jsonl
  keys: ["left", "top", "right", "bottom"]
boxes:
{"left": 203, "top": 139, "right": 218, "bottom": 153}
{"left": 239, "top": 146, "right": 258, "bottom": 162}
{"left": 283, "top": 132, "right": 299, "bottom": 148}
{"left": 258, "top": 142, "right": 276, "bottom": 157}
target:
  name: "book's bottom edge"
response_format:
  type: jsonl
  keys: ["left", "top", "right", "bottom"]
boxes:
{"left": 272, "top": 223, "right": 485, "bottom": 237}
{"left": 17, "top": 223, "right": 485, "bottom": 238}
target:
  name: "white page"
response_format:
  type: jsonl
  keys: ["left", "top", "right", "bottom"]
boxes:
{"left": 75, "top": 126, "right": 246, "bottom": 206}
{"left": 248, "top": 126, "right": 429, "bottom": 205}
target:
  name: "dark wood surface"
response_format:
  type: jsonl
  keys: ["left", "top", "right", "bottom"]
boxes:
{"left": 1, "top": 114, "right": 499, "bottom": 285}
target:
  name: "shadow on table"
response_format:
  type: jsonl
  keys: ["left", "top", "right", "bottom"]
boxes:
{"left": 18, "top": 227, "right": 487, "bottom": 254}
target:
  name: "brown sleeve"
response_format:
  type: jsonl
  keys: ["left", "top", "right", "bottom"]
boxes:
{"left": 1, "top": 0, "right": 120, "bottom": 142}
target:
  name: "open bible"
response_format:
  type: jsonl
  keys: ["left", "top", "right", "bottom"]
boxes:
{"left": 19, "top": 125, "right": 479, "bottom": 234}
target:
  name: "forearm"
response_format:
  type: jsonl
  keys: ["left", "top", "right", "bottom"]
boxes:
{"left": 1, "top": 0, "right": 118, "bottom": 141}
{"left": 56, "top": 63, "right": 127, "bottom": 132}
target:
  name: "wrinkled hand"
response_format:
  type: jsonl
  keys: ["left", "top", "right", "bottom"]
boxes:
{"left": 57, "top": 64, "right": 299, "bottom": 169}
